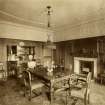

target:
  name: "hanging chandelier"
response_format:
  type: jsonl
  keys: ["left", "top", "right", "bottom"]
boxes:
{"left": 45, "top": 6, "right": 56, "bottom": 49}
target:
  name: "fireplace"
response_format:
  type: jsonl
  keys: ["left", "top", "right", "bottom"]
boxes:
{"left": 80, "top": 60, "right": 94, "bottom": 78}
{"left": 74, "top": 57, "right": 97, "bottom": 78}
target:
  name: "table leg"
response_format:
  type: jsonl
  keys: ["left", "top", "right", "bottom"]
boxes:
{"left": 50, "top": 81, "right": 54, "bottom": 105}
{"left": 68, "top": 79, "right": 71, "bottom": 96}
{"left": 101, "top": 77, "right": 103, "bottom": 84}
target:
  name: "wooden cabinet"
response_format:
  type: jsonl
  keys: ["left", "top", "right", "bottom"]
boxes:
{"left": 7, "top": 61, "right": 17, "bottom": 77}
{"left": 17, "top": 46, "right": 35, "bottom": 61}
{"left": 7, "top": 45, "right": 17, "bottom": 77}
{"left": 22, "top": 46, "right": 35, "bottom": 56}
{"left": 7, "top": 45, "right": 17, "bottom": 61}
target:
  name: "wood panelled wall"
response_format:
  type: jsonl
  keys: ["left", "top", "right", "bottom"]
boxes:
{"left": 56, "top": 36, "right": 105, "bottom": 74}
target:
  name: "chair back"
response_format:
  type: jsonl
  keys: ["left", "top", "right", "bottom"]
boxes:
{"left": 85, "top": 72, "right": 92, "bottom": 97}
{"left": 86, "top": 72, "right": 92, "bottom": 89}
{"left": 23, "top": 70, "right": 32, "bottom": 88}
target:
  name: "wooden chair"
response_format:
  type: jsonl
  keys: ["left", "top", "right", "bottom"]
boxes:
{"left": 51, "top": 76, "right": 71, "bottom": 105}
{"left": 0, "top": 62, "right": 6, "bottom": 81}
{"left": 22, "top": 70, "right": 44, "bottom": 101}
{"left": 70, "top": 72, "right": 92, "bottom": 105}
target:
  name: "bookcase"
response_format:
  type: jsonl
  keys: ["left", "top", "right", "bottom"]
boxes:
{"left": 17, "top": 46, "right": 35, "bottom": 61}
{"left": 7, "top": 45, "right": 17, "bottom": 77}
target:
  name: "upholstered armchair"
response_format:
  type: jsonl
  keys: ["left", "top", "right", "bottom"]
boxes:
{"left": 70, "top": 72, "right": 92, "bottom": 105}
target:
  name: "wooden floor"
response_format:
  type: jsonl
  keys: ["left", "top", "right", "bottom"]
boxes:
{"left": 90, "top": 80, "right": 105, "bottom": 105}
{"left": 0, "top": 78, "right": 105, "bottom": 105}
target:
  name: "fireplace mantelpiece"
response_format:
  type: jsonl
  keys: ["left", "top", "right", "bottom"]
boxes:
{"left": 74, "top": 57, "right": 97, "bottom": 78}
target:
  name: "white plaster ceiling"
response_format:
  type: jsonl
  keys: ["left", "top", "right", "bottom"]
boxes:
{"left": 0, "top": 0, "right": 105, "bottom": 29}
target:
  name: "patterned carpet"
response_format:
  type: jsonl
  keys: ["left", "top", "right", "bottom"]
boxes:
{"left": 0, "top": 79, "right": 94, "bottom": 105}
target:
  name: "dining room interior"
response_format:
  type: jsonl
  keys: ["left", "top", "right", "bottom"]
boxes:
{"left": 0, "top": 0, "right": 105, "bottom": 105}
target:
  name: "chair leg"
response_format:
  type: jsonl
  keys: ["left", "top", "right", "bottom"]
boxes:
{"left": 88, "top": 93, "right": 90, "bottom": 104}
{"left": 29, "top": 89, "right": 32, "bottom": 101}
{"left": 65, "top": 90, "right": 68, "bottom": 105}
{"left": 24, "top": 87, "right": 26, "bottom": 97}
{"left": 84, "top": 98, "right": 86, "bottom": 105}
{"left": 84, "top": 93, "right": 87, "bottom": 105}
{"left": 3, "top": 72, "right": 7, "bottom": 81}
{"left": 50, "top": 91, "right": 54, "bottom": 104}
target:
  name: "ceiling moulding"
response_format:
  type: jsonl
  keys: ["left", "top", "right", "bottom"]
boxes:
{"left": 54, "top": 17, "right": 105, "bottom": 32}
{"left": 0, "top": 20, "right": 54, "bottom": 33}
{"left": 0, "top": 20, "right": 55, "bottom": 42}
{"left": 0, "top": 10, "right": 48, "bottom": 29}
{"left": 54, "top": 35, "right": 105, "bottom": 43}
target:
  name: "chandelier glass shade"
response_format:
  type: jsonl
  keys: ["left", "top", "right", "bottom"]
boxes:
{"left": 45, "top": 6, "right": 56, "bottom": 49}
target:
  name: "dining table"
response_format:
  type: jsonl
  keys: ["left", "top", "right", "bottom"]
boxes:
{"left": 28, "top": 68, "right": 71, "bottom": 104}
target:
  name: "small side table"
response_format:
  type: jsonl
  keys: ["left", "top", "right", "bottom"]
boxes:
{"left": 100, "top": 74, "right": 105, "bottom": 84}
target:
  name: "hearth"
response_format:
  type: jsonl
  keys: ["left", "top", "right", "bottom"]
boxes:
{"left": 80, "top": 60, "right": 94, "bottom": 78}
{"left": 74, "top": 57, "right": 97, "bottom": 78}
